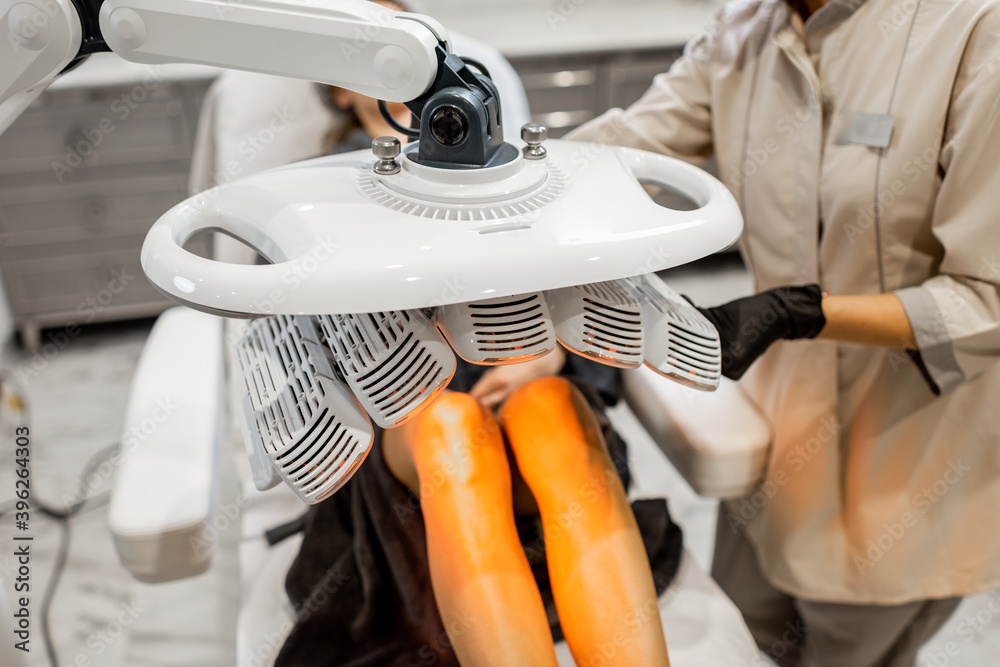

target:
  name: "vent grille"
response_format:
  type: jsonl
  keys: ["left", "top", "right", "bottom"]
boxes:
{"left": 546, "top": 281, "right": 644, "bottom": 368}
{"left": 236, "top": 315, "right": 374, "bottom": 503}
{"left": 436, "top": 293, "right": 556, "bottom": 364}
{"left": 317, "top": 310, "right": 456, "bottom": 428}
{"left": 625, "top": 274, "right": 722, "bottom": 391}
{"left": 356, "top": 163, "right": 570, "bottom": 221}
{"left": 664, "top": 323, "right": 722, "bottom": 383}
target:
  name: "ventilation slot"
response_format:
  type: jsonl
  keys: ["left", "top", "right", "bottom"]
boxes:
{"left": 623, "top": 274, "right": 722, "bottom": 391}
{"left": 435, "top": 292, "right": 557, "bottom": 365}
{"left": 317, "top": 310, "right": 456, "bottom": 428}
{"left": 236, "top": 315, "right": 375, "bottom": 504}
{"left": 546, "top": 280, "right": 645, "bottom": 369}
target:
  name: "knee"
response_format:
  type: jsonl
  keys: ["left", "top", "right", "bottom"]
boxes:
{"left": 410, "top": 392, "right": 506, "bottom": 488}
{"left": 421, "top": 391, "right": 486, "bottom": 426}
{"left": 501, "top": 377, "right": 608, "bottom": 482}
{"left": 502, "top": 376, "right": 578, "bottom": 420}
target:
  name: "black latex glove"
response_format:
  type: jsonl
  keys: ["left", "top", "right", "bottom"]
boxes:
{"left": 692, "top": 284, "right": 826, "bottom": 380}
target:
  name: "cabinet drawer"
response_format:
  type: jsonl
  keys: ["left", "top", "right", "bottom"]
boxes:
{"left": 513, "top": 57, "right": 600, "bottom": 136}
{"left": 0, "top": 87, "right": 192, "bottom": 176}
{"left": 0, "top": 234, "right": 147, "bottom": 263}
{"left": 511, "top": 48, "right": 683, "bottom": 137}
{"left": 521, "top": 69, "right": 598, "bottom": 114}
{"left": 0, "top": 177, "right": 188, "bottom": 247}
{"left": 607, "top": 51, "right": 682, "bottom": 109}
{"left": 3, "top": 251, "right": 159, "bottom": 317}
{"left": 529, "top": 109, "right": 595, "bottom": 137}
{"left": 2, "top": 238, "right": 207, "bottom": 317}
{"left": 0, "top": 158, "right": 190, "bottom": 194}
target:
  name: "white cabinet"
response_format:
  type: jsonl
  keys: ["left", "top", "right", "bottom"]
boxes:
{"left": 0, "top": 76, "right": 213, "bottom": 349}
{"left": 511, "top": 48, "right": 682, "bottom": 136}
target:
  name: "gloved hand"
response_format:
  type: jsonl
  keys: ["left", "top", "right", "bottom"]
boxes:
{"left": 691, "top": 284, "right": 826, "bottom": 380}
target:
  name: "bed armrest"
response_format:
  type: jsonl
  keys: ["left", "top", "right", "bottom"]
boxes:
{"left": 109, "top": 308, "right": 224, "bottom": 583}
{"left": 622, "top": 366, "right": 772, "bottom": 499}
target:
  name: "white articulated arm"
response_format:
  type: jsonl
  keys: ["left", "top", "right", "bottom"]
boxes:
{"left": 99, "top": 0, "right": 444, "bottom": 102}
{"left": 0, "top": 0, "right": 82, "bottom": 134}
{"left": 0, "top": 0, "right": 447, "bottom": 132}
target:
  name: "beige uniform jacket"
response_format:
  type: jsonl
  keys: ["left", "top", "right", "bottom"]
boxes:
{"left": 570, "top": 0, "right": 1000, "bottom": 603}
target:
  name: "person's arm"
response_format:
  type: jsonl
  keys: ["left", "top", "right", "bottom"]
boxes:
{"left": 887, "top": 18, "right": 1000, "bottom": 395}
{"left": 694, "top": 288, "right": 924, "bottom": 381}
{"left": 816, "top": 294, "right": 916, "bottom": 349}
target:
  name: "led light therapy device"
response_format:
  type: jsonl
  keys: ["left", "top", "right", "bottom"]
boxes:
{"left": 547, "top": 281, "right": 645, "bottom": 369}
{"left": 625, "top": 274, "right": 723, "bottom": 392}
{"left": 141, "top": 139, "right": 741, "bottom": 316}
{"left": 1, "top": 0, "right": 743, "bottom": 501}
{"left": 236, "top": 315, "right": 375, "bottom": 501}
{"left": 317, "top": 310, "right": 456, "bottom": 428}
{"left": 435, "top": 293, "right": 557, "bottom": 365}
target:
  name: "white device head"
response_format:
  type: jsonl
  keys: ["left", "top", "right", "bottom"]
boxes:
{"left": 625, "top": 274, "right": 722, "bottom": 392}
{"left": 237, "top": 315, "right": 375, "bottom": 504}
{"left": 1, "top": 0, "right": 744, "bottom": 509}
{"left": 546, "top": 280, "right": 645, "bottom": 369}
{"left": 317, "top": 309, "right": 456, "bottom": 428}
{"left": 142, "top": 142, "right": 742, "bottom": 316}
{"left": 434, "top": 292, "right": 557, "bottom": 365}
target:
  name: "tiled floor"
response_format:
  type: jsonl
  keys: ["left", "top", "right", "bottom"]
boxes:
{"left": 0, "top": 321, "right": 239, "bottom": 667}
{"left": 1, "top": 256, "right": 998, "bottom": 665}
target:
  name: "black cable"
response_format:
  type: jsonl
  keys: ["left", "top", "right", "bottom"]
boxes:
{"left": 40, "top": 519, "right": 70, "bottom": 667}
{"left": 34, "top": 492, "right": 110, "bottom": 667}
{"left": 3, "top": 368, "right": 122, "bottom": 667}
{"left": 33, "top": 445, "right": 117, "bottom": 667}
{"left": 0, "top": 443, "right": 118, "bottom": 519}
{"left": 377, "top": 99, "right": 419, "bottom": 138}
{"left": 459, "top": 56, "right": 491, "bottom": 80}
{"left": 0, "top": 490, "right": 110, "bottom": 520}
{"left": 36, "top": 443, "right": 119, "bottom": 519}
{"left": 377, "top": 56, "right": 492, "bottom": 143}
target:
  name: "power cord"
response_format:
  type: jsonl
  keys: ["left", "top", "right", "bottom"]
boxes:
{"left": 1, "top": 370, "right": 121, "bottom": 667}
{"left": 377, "top": 99, "right": 420, "bottom": 138}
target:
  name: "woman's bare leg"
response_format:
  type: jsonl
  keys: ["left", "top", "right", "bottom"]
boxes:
{"left": 382, "top": 392, "right": 558, "bottom": 666}
{"left": 500, "top": 376, "right": 670, "bottom": 667}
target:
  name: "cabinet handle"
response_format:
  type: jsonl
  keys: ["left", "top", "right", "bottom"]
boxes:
{"left": 521, "top": 69, "right": 595, "bottom": 90}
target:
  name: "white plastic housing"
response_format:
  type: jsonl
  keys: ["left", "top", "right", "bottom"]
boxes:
{"left": 236, "top": 315, "right": 374, "bottom": 504}
{"left": 109, "top": 308, "right": 224, "bottom": 583}
{"left": 626, "top": 273, "right": 722, "bottom": 392}
{"left": 622, "top": 366, "right": 772, "bottom": 498}
{"left": 317, "top": 309, "right": 455, "bottom": 428}
{"left": 237, "top": 394, "right": 282, "bottom": 493}
{"left": 98, "top": 0, "right": 441, "bottom": 102}
{"left": 435, "top": 292, "right": 556, "bottom": 365}
{"left": 141, "top": 140, "right": 743, "bottom": 316}
{"left": 546, "top": 280, "right": 644, "bottom": 369}
{"left": 1, "top": 0, "right": 82, "bottom": 134}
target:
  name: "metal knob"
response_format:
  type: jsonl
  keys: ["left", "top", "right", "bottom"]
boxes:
{"left": 372, "top": 136, "right": 401, "bottom": 175}
{"left": 521, "top": 122, "right": 548, "bottom": 160}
